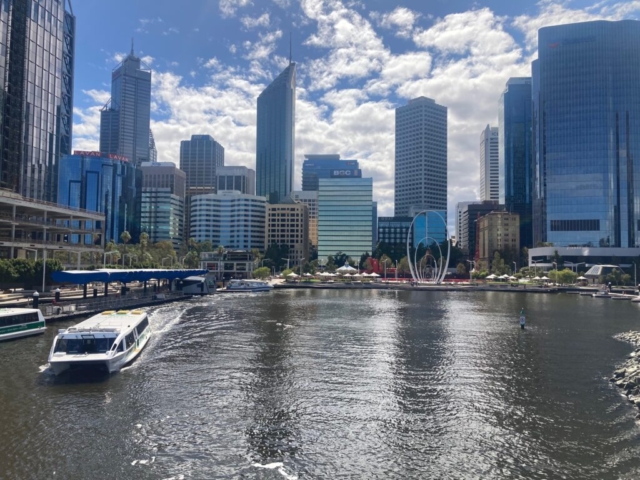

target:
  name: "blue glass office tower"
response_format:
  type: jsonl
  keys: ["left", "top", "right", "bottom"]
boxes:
{"left": 302, "top": 154, "right": 360, "bottom": 191}
{"left": 499, "top": 78, "right": 532, "bottom": 249}
{"left": 100, "top": 47, "right": 152, "bottom": 167}
{"left": 0, "top": 0, "right": 75, "bottom": 202}
{"left": 58, "top": 152, "right": 142, "bottom": 243}
{"left": 256, "top": 63, "right": 296, "bottom": 204}
{"left": 533, "top": 20, "right": 640, "bottom": 248}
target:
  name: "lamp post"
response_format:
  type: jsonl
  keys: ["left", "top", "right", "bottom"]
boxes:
{"left": 382, "top": 258, "right": 389, "bottom": 281}
{"left": 552, "top": 261, "right": 558, "bottom": 285}
{"left": 531, "top": 259, "right": 539, "bottom": 278}
{"left": 299, "top": 258, "right": 305, "bottom": 276}
{"left": 281, "top": 258, "right": 290, "bottom": 272}
{"left": 162, "top": 256, "right": 173, "bottom": 267}
{"left": 125, "top": 254, "right": 138, "bottom": 267}
{"left": 466, "top": 260, "right": 476, "bottom": 284}
{"left": 103, "top": 251, "right": 117, "bottom": 268}
{"left": 513, "top": 261, "right": 517, "bottom": 275}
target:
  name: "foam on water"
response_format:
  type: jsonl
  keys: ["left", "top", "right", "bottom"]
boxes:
{"left": 253, "top": 462, "right": 298, "bottom": 480}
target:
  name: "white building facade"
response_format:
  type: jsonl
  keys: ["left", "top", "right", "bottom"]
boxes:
{"left": 480, "top": 125, "right": 499, "bottom": 201}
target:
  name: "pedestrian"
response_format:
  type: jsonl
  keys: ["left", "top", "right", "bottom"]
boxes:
{"left": 520, "top": 308, "right": 526, "bottom": 330}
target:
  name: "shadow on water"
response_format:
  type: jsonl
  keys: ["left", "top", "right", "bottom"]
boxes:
{"left": 243, "top": 290, "right": 301, "bottom": 465}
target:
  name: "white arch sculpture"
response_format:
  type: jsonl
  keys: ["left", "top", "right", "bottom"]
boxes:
{"left": 406, "top": 210, "right": 451, "bottom": 284}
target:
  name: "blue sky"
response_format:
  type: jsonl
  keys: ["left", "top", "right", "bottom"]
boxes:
{"left": 71, "top": 0, "right": 640, "bottom": 229}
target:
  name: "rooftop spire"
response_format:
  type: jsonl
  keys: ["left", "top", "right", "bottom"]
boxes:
{"left": 131, "top": 37, "right": 134, "bottom": 56}
{"left": 289, "top": 32, "right": 292, "bottom": 65}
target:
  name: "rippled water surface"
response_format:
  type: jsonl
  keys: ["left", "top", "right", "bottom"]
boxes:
{"left": 2, "top": 290, "right": 640, "bottom": 479}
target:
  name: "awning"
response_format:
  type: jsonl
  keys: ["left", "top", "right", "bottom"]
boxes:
{"left": 52, "top": 268, "right": 208, "bottom": 284}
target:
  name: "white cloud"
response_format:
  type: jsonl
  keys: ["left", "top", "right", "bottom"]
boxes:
{"left": 163, "top": 27, "right": 179, "bottom": 36}
{"left": 219, "top": 0, "right": 253, "bottom": 18}
{"left": 240, "top": 13, "right": 270, "bottom": 29}
{"left": 371, "top": 7, "right": 421, "bottom": 38}
{"left": 74, "top": 0, "right": 640, "bottom": 231}
{"left": 141, "top": 55, "right": 154, "bottom": 66}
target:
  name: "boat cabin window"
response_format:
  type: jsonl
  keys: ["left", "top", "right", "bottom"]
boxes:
{"left": 135, "top": 318, "right": 149, "bottom": 336}
{"left": 0, "top": 312, "right": 39, "bottom": 327}
{"left": 125, "top": 332, "right": 136, "bottom": 350}
{"left": 54, "top": 336, "right": 117, "bottom": 354}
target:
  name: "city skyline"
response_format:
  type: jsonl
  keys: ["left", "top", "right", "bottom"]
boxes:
{"left": 69, "top": 1, "right": 640, "bottom": 229}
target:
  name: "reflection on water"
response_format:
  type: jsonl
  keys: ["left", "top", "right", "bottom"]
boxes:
{"left": 1, "top": 290, "right": 640, "bottom": 478}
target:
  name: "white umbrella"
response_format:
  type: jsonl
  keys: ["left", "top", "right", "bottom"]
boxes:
{"left": 353, "top": 273, "right": 362, "bottom": 277}
{"left": 303, "top": 273, "right": 312, "bottom": 277}
{"left": 509, "top": 276, "right": 517, "bottom": 281}
{"left": 577, "top": 276, "right": 587, "bottom": 280}
{"left": 533, "top": 276, "right": 541, "bottom": 280}
{"left": 541, "top": 276, "right": 549, "bottom": 280}
{"left": 486, "top": 274, "right": 497, "bottom": 279}
{"left": 343, "top": 273, "right": 352, "bottom": 278}
{"left": 361, "top": 272, "right": 370, "bottom": 277}
{"left": 286, "top": 272, "right": 299, "bottom": 278}
{"left": 319, "top": 272, "right": 331, "bottom": 276}
{"left": 369, "top": 273, "right": 380, "bottom": 277}
{"left": 337, "top": 264, "right": 357, "bottom": 272}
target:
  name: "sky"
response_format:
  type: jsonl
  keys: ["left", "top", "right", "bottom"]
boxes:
{"left": 70, "top": 0, "right": 640, "bottom": 232}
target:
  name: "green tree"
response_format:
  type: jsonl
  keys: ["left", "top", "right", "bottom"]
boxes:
{"left": 325, "top": 255, "right": 337, "bottom": 272}
{"left": 363, "top": 257, "right": 374, "bottom": 272}
{"left": 253, "top": 266, "right": 270, "bottom": 279}
{"left": 379, "top": 254, "right": 392, "bottom": 272}
{"left": 281, "top": 268, "right": 294, "bottom": 278}
{"left": 491, "top": 251, "right": 506, "bottom": 275}
{"left": 398, "top": 256, "right": 410, "bottom": 276}
{"left": 120, "top": 231, "right": 132, "bottom": 267}
{"left": 184, "top": 250, "right": 200, "bottom": 268}
{"left": 333, "top": 251, "right": 348, "bottom": 267}
{"left": 456, "top": 262, "right": 467, "bottom": 276}
{"left": 551, "top": 250, "right": 564, "bottom": 270}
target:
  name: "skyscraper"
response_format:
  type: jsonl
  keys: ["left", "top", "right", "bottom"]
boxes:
{"left": 216, "top": 166, "right": 255, "bottom": 195}
{"left": 480, "top": 125, "right": 499, "bottom": 201}
{"left": 140, "top": 162, "right": 186, "bottom": 250}
{"left": 302, "top": 154, "right": 360, "bottom": 191}
{"left": 533, "top": 20, "right": 640, "bottom": 248}
{"left": 99, "top": 46, "right": 152, "bottom": 167}
{"left": 180, "top": 134, "right": 224, "bottom": 239}
{"left": 499, "top": 78, "right": 532, "bottom": 250}
{"left": 394, "top": 97, "right": 448, "bottom": 218}
{"left": 0, "top": 0, "right": 75, "bottom": 202}
{"left": 256, "top": 63, "right": 296, "bottom": 204}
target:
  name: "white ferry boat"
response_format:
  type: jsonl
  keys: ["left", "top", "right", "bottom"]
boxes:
{"left": 48, "top": 310, "right": 151, "bottom": 375}
{"left": 0, "top": 308, "right": 46, "bottom": 341}
{"left": 225, "top": 279, "right": 273, "bottom": 293}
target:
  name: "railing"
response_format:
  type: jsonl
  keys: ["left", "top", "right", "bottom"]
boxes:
{"left": 44, "top": 291, "right": 187, "bottom": 317}
{"left": 0, "top": 233, "right": 102, "bottom": 250}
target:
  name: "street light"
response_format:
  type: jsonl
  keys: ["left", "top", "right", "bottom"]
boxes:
{"left": 466, "top": 260, "right": 476, "bottom": 284}
{"left": 531, "top": 259, "right": 539, "bottom": 278}
{"left": 124, "top": 254, "right": 138, "bottom": 267}
{"left": 281, "top": 258, "right": 290, "bottom": 272}
{"left": 103, "top": 251, "right": 117, "bottom": 268}
{"left": 162, "top": 256, "right": 173, "bottom": 267}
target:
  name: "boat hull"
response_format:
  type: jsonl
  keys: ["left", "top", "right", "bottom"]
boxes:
{"left": 49, "top": 329, "right": 152, "bottom": 375}
{"left": 0, "top": 326, "right": 45, "bottom": 342}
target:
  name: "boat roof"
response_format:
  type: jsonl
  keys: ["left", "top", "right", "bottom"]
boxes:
{"left": 63, "top": 310, "right": 147, "bottom": 334}
{"left": 0, "top": 308, "right": 40, "bottom": 316}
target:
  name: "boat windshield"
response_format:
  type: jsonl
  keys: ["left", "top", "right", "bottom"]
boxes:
{"left": 54, "top": 335, "right": 117, "bottom": 354}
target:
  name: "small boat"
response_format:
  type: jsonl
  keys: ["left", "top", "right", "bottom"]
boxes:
{"left": 48, "top": 310, "right": 151, "bottom": 375}
{"left": 612, "top": 296, "right": 632, "bottom": 301}
{"left": 580, "top": 292, "right": 595, "bottom": 296}
{"left": 593, "top": 291, "right": 611, "bottom": 298}
{"left": 0, "top": 308, "right": 46, "bottom": 341}
{"left": 631, "top": 297, "right": 640, "bottom": 303}
{"left": 224, "top": 279, "right": 273, "bottom": 293}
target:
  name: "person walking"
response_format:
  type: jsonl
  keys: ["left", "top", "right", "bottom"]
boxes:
{"left": 520, "top": 308, "right": 526, "bottom": 330}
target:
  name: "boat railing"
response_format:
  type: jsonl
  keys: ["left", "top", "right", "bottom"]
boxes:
{"left": 41, "top": 291, "right": 186, "bottom": 317}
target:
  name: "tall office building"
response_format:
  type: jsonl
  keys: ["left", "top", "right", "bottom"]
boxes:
{"left": 395, "top": 97, "right": 448, "bottom": 217}
{"left": 216, "top": 166, "right": 255, "bottom": 195}
{"left": 301, "top": 154, "right": 360, "bottom": 191}
{"left": 480, "top": 125, "right": 499, "bottom": 201}
{"left": 317, "top": 177, "right": 372, "bottom": 260}
{"left": 478, "top": 212, "right": 520, "bottom": 270}
{"left": 371, "top": 201, "right": 378, "bottom": 252}
{"left": 256, "top": 63, "right": 296, "bottom": 204}
{"left": 533, "top": 20, "right": 640, "bottom": 248}
{"left": 190, "top": 191, "right": 266, "bottom": 251}
{"left": 58, "top": 151, "right": 142, "bottom": 243}
{"left": 292, "top": 190, "right": 318, "bottom": 247}
{"left": 140, "top": 162, "right": 186, "bottom": 250}
{"left": 458, "top": 201, "right": 502, "bottom": 257}
{"left": 99, "top": 46, "right": 152, "bottom": 167}
{"left": 456, "top": 201, "right": 473, "bottom": 249}
{"left": 149, "top": 130, "right": 157, "bottom": 163}
{"left": 180, "top": 134, "right": 224, "bottom": 239}
{"left": 499, "top": 78, "right": 532, "bottom": 250}
{"left": 0, "top": 0, "right": 75, "bottom": 202}
{"left": 266, "top": 198, "right": 309, "bottom": 267}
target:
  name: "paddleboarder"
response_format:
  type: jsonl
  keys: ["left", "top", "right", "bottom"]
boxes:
{"left": 520, "top": 308, "right": 526, "bottom": 330}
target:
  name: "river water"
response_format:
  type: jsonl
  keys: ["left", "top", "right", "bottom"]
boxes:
{"left": 1, "top": 289, "right": 640, "bottom": 479}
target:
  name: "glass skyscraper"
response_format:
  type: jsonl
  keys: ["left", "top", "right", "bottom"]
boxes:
{"left": 533, "top": 20, "right": 640, "bottom": 248}
{"left": 256, "top": 63, "right": 296, "bottom": 204}
{"left": 100, "top": 47, "right": 152, "bottom": 167}
{"left": 301, "top": 154, "right": 360, "bottom": 191}
{"left": 499, "top": 78, "right": 532, "bottom": 249}
{"left": 317, "top": 177, "right": 372, "bottom": 260}
{"left": 57, "top": 152, "right": 142, "bottom": 243}
{"left": 0, "top": 0, "right": 75, "bottom": 202}
{"left": 395, "top": 97, "right": 448, "bottom": 218}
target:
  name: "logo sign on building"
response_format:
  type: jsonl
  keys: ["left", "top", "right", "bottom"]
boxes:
{"left": 73, "top": 150, "right": 129, "bottom": 162}
{"left": 330, "top": 169, "right": 362, "bottom": 178}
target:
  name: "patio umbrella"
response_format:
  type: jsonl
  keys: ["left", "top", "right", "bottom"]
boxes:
{"left": 343, "top": 273, "right": 352, "bottom": 278}
{"left": 486, "top": 274, "right": 497, "bottom": 279}
{"left": 337, "top": 264, "right": 357, "bottom": 273}
{"left": 541, "top": 276, "right": 549, "bottom": 280}
{"left": 509, "top": 276, "right": 517, "bottom": 281}
{"left": 533, "top": 276, "right": 541, "bottom": 280}
{"left": 577, "top": 276, "right": 587, "bottom": 280}
{"left": 369, "top": 273, "right": 380, "bottom": 277}
{"left": 303, "top": 273, "right": 312, "bottom": 277}
{"left": 361, "top": 273, "right": 370, "bottom": 277}
{"left": 286, "top": 272, "right": 299, "bottom": 278}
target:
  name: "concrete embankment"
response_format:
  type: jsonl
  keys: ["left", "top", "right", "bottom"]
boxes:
{"left": 611, "top": 332, "right": 640, "bottom": 417}
{"left": 274, "top": 282, "right": 561, "bottom": 294}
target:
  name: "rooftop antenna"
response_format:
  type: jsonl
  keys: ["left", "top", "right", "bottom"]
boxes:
{"left": 289, "top": 32, "right": 292, "bottom": 64}
{"left": 131, "top": 37, "right": 134, "bottom": 56}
